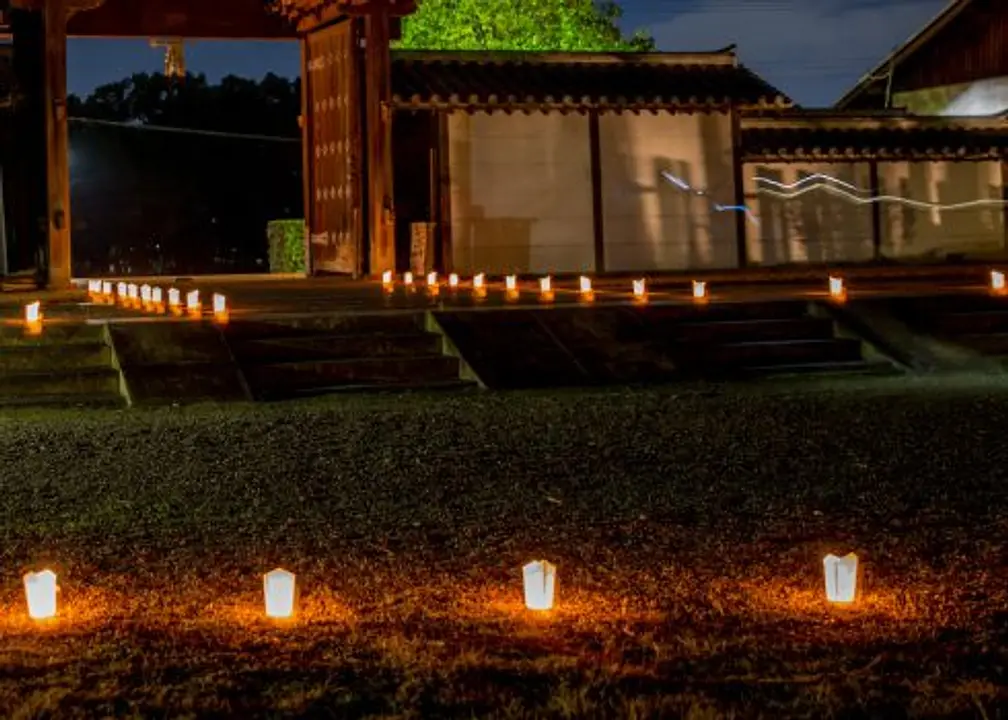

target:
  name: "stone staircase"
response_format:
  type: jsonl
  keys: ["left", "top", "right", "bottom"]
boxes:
{"left": 0, "top": 323, "right": 125, "bottom": 408}
{"left": 641, "top": 300, "right": 895, "bottom": 380}
{"left": 434, "top": 301, "right": 894, "bottom": 389}
{"left": 893, "top": 294, "right": 1008, "bottom": 361}
{"left": 222, "top": 312, "right": 475, "bottom": 400}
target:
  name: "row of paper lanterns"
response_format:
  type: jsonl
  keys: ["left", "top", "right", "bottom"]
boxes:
{"left": 381, "top": 269, "right": 1008, "bottom": 302}
{"left": 17, "top": 554, "right": 859, "bottom": 622}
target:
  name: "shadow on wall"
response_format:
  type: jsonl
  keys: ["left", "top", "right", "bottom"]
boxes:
{"left": 746, "top": 163, "right": 874, "bottom": 265}
{"left": 601, "top": 112, "right": 738, "bottom": 273}
{"left": 881, "top": 160, "right": 1005, "bottom": 259}
{"left": 69, "top": 121, "right": 302, "bottom": 277}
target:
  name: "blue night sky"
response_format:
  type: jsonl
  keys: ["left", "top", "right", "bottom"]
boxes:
{"left": 67, "top": 0, "right": 949, "bottom": 108}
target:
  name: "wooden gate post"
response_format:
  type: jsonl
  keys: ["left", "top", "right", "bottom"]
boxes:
{"left": 43, "top": 0, "right": 71, "bottom": 288}
{"left": 365, "top": 10, "right": 394, "bottom": 277}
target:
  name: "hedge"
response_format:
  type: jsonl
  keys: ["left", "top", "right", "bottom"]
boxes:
{"left": 266, "top": 220, "right": 306, "bottom": 274}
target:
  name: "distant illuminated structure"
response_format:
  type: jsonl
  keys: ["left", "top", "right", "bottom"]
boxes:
{"left": 150, "top": 38, "right": 186, "bottom": 79}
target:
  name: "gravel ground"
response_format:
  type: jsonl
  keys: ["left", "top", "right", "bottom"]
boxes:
{"left": 1, "top": 376, "right": 1007, "bottom": 718}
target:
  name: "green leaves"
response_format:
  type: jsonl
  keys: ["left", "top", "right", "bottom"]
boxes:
{"left": 396, "top": 0, "right": 655, "bottom": 52}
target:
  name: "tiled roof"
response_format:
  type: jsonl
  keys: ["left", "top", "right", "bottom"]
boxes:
{"left": 741, "top": 114, "right": 1008, "bottom": 161}
{"left": 389, "top": 51, "right": 791, "bottom": 112}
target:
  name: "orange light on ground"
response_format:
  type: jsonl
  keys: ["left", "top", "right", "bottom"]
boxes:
{"left": 448, "top": 273, "right": 459, "bottom": 289}
{"left": 539, "top": 276, "right": 554, "bottom": 302}
{"left": 692, "top": 280, "right": 707, "bottom": 301}
{"left": 824, "top": 553, "right": 858, "bottom": 604}
{"left": 992, "top": 270, "right": 1005, "bottom": 294}
{"left": 24, "top": 570, "right": 58, "bottom": 620}
{"left": 140, "top": 284, "right": 152, "bottom": 310}
{"left": 264, "top": 568, "right": 296, "bottom": 619}
{"left": 633, "top": 278, "right": 648, "bottom": 302}
{"left": 403, "top": 271, "right": 414, "bottom": 287}
{"left": 24, "top": 301, "right": 42, "bottom": 335}
{"left": 523, "top": 560, "right": 556, "bottom": 611}
{"left": 828, "top": 276, "right": 846, "bottom": 302}
{"left": 212, "top": 293, "right": 229, "bottom": 324}
{"left": 186, "top": 290, "right": 201, "bottom": 317}
{"left": 152, "top": 287, "right": 164, "bottom": 313}
{"left": 579, "top": 275, "right": 594, "bottom": 301}
{"left": 168, "top": 288, "right": 182, "bottom": 315}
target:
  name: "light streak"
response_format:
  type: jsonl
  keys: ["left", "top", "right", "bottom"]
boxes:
{"left": 754, "top": 173, "right": 869, "bottom": 195}
{"left": 660, "top": 171, "right": 759, "bottom": 225}
{"left": 755, "top": 182, "right": 1008, "bottom": 211}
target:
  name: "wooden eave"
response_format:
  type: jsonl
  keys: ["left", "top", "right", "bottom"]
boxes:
{"left": 273, "top": 0, "right": 415, "bottom": 32}
{"left": 834, "top": 0, "right": 974, "bottom": 109}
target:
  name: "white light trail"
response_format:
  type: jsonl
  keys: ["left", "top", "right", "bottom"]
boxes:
{"left": 756, "top": 181, "right": 1008, "bottom": 211}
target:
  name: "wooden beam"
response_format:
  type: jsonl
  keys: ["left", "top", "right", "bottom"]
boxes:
{"left": 730, "top": 108, "right": 747, "bottom": 268}
{"left": 365, "top": 11, "right": 393, "bottom": 276}
{"left": 44, "top": 0, "right": 71, "bottom": 288}
{"left": 869, "top": 159, "right": 883, "bottom": 260}
{"left": 299, "top": 38, "right": 313, "bottom": 274}
{"left": 588, "top": 111, "right": 605, "bottom": 272}
{"left": 435, "top": 111, "right": 453, "bottom": 274}
{"left": 1003, "top": 159, "right": 1008, "bottom": 251}
{"left": 66, "top": 0, "right": 297, "bottom": 38}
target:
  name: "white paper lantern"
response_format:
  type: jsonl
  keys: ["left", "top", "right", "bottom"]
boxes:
{"left": 633, "top": 278, "right": 647, "bottom": 301}
{"left": 24, "top": 570, "right": 58, "bottom": 620}
{"left": 264, "top": 568, "right": 296, "bottom": 619}
{"left": 692, "top": 280, "right": 707, "bottom": 300}
{"left": 523, "top": 560, "right": 556, "bottom": 611}
{"left": 448, "top": 273, "right": 459, "bottom": 288}
{"left": 823, "top": 553, "right": 858, "bottom": 603}
{"left": 992, "top": 270, "right": 1005, "bottom": 293}
{"left": 828, "top": 276, "right": 846, "bottom": 301}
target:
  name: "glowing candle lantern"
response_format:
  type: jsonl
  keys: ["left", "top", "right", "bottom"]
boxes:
{"left": 823, "top": 553, "right": 858, "bottom": 604}
{"left": 140, "top": 284, "right": 152, "bottom": 310}
{"left": 828, "top": 275, "right": 846, "bottom": 302}
{"left": 633, "top": 278, "right": 647, "bottom": 302}
{"left": 152, "top": 287, "right": 164, "bottom": 312}
{"left": 473, "top": 273, "right": 487, "bottom": 299}
{"left": 992, "top": 270, "right": 1005, "bottom": 294}
{"left": 23, "top": 570, "right": 58, "bottom": 620}
{"left": 381, "top": 270, "right": 393, "bottom": 286}
{"left": 87, "top": 279, "right": 100, "bottom": 299}
{"left": 448, "top": 273, "right": 459, "bottom": 289}
{"left": 427, "top": 271, "right": 440, "bottom": 296}
{"left": 692, "top": 280, "right": 707, "bottom": 301}
{"left": 212, "top": 293, "right": 229, "bottom": 323}
{"left": 24, "top": 301, "right": 42, "bottom": 335}
{"left": 523, "top": 560, "right": 556, "bottom": 611}
{"left": 579, "top": 275, "right": 594, "bottom": 301}
{"left": 116, "top": 282, "right": 128, "bottom": 305}
{"left": 168, "top": 288, "right": 182, "bottom": 315}
{"left": 403, "top": 271, "right": 414, "bottom": 287}
{"left": 186, "top": 290, "right": 201, "bottom": 317}
{"left": 127, "top": 284, "right": 139, "bottom": 308}
{"left": 505, "top": 275, "right": 518, "bottom": 300}
{"left": 263, "top": 568, "right": 296, "bottom": 619}
{"left": 539, "top": 276, "right": 554, "bottom": 302}
{"left": 102, "top": 281, "right": 113, "bottom": 302}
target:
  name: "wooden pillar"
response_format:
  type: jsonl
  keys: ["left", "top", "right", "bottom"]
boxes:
{"left": 868, "top": 158, "right": 883, "bottom": 260}
{"left": 365, "top": 11, "right": 394, "bottom": 276}
{"left": 730, "top": 108, "right": 748, "bottom": 268}
{"left": 299, "top": 38, "right": 313, "bottom": 275}
{"left": 1002, "top": 158, "right": 1008, "bottom": 250}
{"left": 43, "top": 0, "right": 71, "bottom": 288}
{"left": 588, "top": 111, "right": 605, "bottom": 273}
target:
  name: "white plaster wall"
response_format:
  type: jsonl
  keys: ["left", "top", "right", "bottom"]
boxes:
{"left": 742, "top": 162, "right": 875, "bottom": 265}
{"left": 447, "top": 112, "right": 594, "bottom": 274}
{"left": 599, "top": 112, "right": 738, "bottom": 272}
{"left": 878, "top": 161, "right": 1005, "bottom": 259}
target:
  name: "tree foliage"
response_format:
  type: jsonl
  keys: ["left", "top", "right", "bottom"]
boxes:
{"left": 68, "top": 73, "right": 300, "bottom": 137}
{"left": 396, "top": 0, "right": 655, "bottom": 52}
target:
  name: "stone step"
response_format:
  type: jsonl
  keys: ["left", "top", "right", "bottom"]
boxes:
{"left": 641, "top": 300, "right": 810, "bottom": 324}
{"left": 659, "top": 317, "right": 835, "bottom": 345}
{"left": 908, "top": 294, "right": 1007, "bottom": 315}
{"left": 222, "top": 313, "right": 424, "bottom": 341}
{"left": 258, "top": 378, "right": 479, "bottom": 401}
{"left": 0, "top": 367, "right": 122, "bottom": 399}
{"left": 684, "top": 338, "right": 864, "bottom": 369}
{"left": 0, "top": 342, "right": 111, "bottom": 372}
{"left": 0, "top": 392, "right": 126, "bottom": 409}
{"left": 243, "top": 354, "right": 463, "bottom": 397}
{"left": 0, "top": 323, "right": 106, "bottom": 347}
{"left": 927, "top": 310, "right": 1008, "bottom": 336}
{"left": 233, "top": 332, "right": 443, "bottom": 363}
{"left": 745, "top": 360, "right": 900, "bottom": 379}
{"left": 949, "top": 332, "right": 1008, "bottom": 356}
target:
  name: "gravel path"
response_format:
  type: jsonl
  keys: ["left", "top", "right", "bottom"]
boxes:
{"left": 0, "top": 377, "right": 1006, "bottom": 717}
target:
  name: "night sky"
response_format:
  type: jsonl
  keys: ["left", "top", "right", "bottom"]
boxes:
{"left": 67, "top": 0, "right": 948, "bottom": 107}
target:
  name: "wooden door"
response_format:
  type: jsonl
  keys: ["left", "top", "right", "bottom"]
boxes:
{"left": 305, "top": 20, "right": 362, "bottom": 274}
